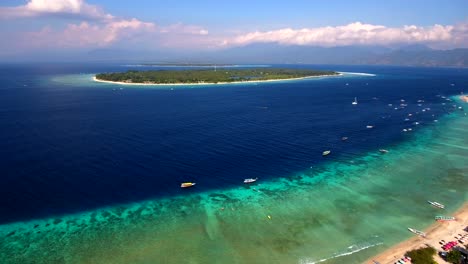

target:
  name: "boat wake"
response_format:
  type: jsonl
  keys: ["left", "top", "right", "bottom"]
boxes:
{"left": 338, "top": 71, "right": 376, "bottom": 76}
{"left": 300, "top": 240, "right": 383, "bottom": 264}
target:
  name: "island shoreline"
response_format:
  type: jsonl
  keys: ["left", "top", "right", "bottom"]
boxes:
{"left": 365, "top": 202, "right": 468, "bottom": 264}
{"left": 92, "top": 73, "right": 343, "bottom": 86}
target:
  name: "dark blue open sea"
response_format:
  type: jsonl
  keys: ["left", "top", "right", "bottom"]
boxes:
{"left": 0, "top": 63, "right": 467, "bottom": 264}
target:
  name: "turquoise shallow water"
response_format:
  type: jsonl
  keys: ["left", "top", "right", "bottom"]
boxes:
{"left": 0, "top": 97, "right": 466, "bottom": 263}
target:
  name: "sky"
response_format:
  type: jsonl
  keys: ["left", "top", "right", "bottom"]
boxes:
{"left": 0, "top": 0, "right": 467, "bottom": 60}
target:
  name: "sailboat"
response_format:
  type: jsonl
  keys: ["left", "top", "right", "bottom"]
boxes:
{"left": 352, "top": 97, "right": 358, "bottom": 105}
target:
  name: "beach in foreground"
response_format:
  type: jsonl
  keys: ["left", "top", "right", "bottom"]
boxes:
{"left": 366, "top": 202, "right": 468, "bottom": 264}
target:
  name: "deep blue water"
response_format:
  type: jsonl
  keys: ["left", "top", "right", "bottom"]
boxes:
{"left": 0, "top": 63, "right": 466, "bottom": 224}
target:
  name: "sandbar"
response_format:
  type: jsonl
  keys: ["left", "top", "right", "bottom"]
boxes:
{"left": 365, "top": 202, "right": 468, "bottom": 264}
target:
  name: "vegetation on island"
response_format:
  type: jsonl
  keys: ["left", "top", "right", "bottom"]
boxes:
{"left": 139, "top": 63, "right": 234, "bottom": 66}
{"left": 95, "top": 68, "right": 338, "bottom": 84}
{"left": 405, "top": 247, "right": 437, "bottom": 264}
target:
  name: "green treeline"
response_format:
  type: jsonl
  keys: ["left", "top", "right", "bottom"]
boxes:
{"left": 95, "top": 68, "right": 338, "bottom": 84}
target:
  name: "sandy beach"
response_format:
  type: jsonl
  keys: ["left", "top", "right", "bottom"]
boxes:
{"left": 365, "top": 202, "right": 468, "bottom": 264}
{"left": 92, "top": 73, "right": 342, "bottom": 86}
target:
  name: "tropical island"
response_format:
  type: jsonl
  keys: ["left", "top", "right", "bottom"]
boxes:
{"left": 94, "top": 68, "right": 339, "bottom": 85}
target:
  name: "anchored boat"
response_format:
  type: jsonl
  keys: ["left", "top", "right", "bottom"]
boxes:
{"left": 181, "top": 182, "right": 196, "bottom": 188}
{"left": 427, "top": 200, "right": 445, "bottom": 209}
{"left": 435, "top": 216, "right": 456, "bottom": 221}
{"left": 322, "top": 150, "right": 331, "bottom": 156}
{"left": 244, "top": 178, "right": 258, "bottom": 184}
{"left": 408, "top": 227, "right": 426, "bottom": 237}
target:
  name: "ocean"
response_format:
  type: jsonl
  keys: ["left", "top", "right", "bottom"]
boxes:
{"left": 0, "top": 63, "right": 466, "bottom": 263}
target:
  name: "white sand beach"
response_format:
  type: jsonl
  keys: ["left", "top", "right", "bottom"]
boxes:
{"left": 365, "top": 202, "right": 468, "bottom": 264}
{"left": 92, "top": 73, "right": 342, "bottom": 86}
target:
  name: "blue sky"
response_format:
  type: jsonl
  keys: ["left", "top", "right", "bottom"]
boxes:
{"left": 97, "top": 0, "right": 467, "bottom": 29}
{"left": 0, "top": 0, "right": 466, "bottom": 58}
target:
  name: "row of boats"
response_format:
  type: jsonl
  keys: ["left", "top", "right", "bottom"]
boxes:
{"left": 180, "top": 177, "right": 258, "bottom": 188}
{"left": 322, "top": 148, "right": 388, "bottom": 156}
{"left": 408, "top": 200, "right": 456, "bottom": 237}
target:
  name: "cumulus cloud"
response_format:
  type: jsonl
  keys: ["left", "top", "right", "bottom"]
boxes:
{"left": 23, "top": 18, "right": 156, "bottom": 47}
{"left": 0, "top": 0, "right": 113, "bottom": 20}
{"left": 224, "top": 22, "right": 466, "bottom": 48}
{"left": 0, "top": 0, "right": 212, "bottom": 49}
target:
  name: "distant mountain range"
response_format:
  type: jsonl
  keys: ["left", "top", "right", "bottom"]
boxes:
{"left": 6, "top": 44, "right": 465, "bottom": 67}
{"left": 86, "top": 44, "right": 467, "bottom": 67}
{"left": 199, "top": 44, "right": 467, "bottom": 67}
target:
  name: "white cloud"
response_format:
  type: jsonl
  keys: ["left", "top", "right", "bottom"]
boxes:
{"left": 0, "top": 0, "right": 113, "bottom": 20}
{"left": 24, "top": 18, "right": 156, "bottom": 47}
{"left": 0, "top": 0, "right": 213, "bottom": 50}
{"left": 224, "top": 22, "right": 466, "bottom": 48}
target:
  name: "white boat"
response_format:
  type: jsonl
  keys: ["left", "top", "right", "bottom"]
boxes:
{"left": 435, "top": 216, "right": 456, "bottom": 221}
{"left": 352, "top": 97, "right": 358, "bottom": 105}
{"left": 408, "top": 227, "right": 426, "bottom": 237}
{"left": 322, "top": 150, "right": 331, "bottom": 156}
{"left": 379, "top": 149, "right": 389, "bottom": 153}
{"left": 341, "top": 136, "right": 348, "bottom": 141}
{"left": 366, "top": 125, "right": 374, "bottom": 129}
{"left": 428, "top": 200, "right": 445, "bottom": 209}
{"left": 244, "top": 178, "right": 258, "bottom": 184}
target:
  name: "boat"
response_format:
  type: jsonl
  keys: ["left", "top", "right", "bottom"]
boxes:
{"left": 352, "top": 97, "right": 358, "bottom": 105}
{"left": 322, "top": 150, "right": 331, "bottom": 156}
{"left": 408, "top": 227, "right": 426, "bottom": 237}
{"left": 181, "top": 182, "right": 196, "bottom": 188}
{"left": 379, "top": 149, "right": 389, "bottom": 153}
{"left": 435, "top": 216, "right": 456, "bottom": 221}
{"left": 427, "top": 200, "right": 445, "bottom": 209}
{"left": 366, "top": 125, "right": 374, "bottom": 129}
{"left": 244, "top": 178, "right": 258, "bottom": 184}
{"left": 341, "top": 136, "right": 348, "bottom": 141}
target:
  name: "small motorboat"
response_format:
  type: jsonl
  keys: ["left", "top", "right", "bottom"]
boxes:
{"left": 379, "top": 149, "right": 389, "bottom": 153}
{"left": 408, "top": 227, "right": 426, "bottom": 237}
{"left": 244, "top": 178, "right": 258, "bottom": 184}
{"left": 322, "top": 150, "right": 331, "bottom": 156}
{"left": 366, "top": 125, "right": 374, "bottom": 129}
{"left": 435, "top": 216, "right": 456, "bottom": 221}
{"left": 428, "top": 200, "right": 445, "bottom": 209}
{"left": 352, "top": 97, "right": 358, "bottom": 105}
{"left": 341, "top": 136, "right": 348, "bottom": 141}
{"left": 181, "top": 182, "right": 196, "bottom": 188}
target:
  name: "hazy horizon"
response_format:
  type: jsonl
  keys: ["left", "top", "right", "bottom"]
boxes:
{"left": 0, "top": 0, "right": 467, "bottom": 63}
